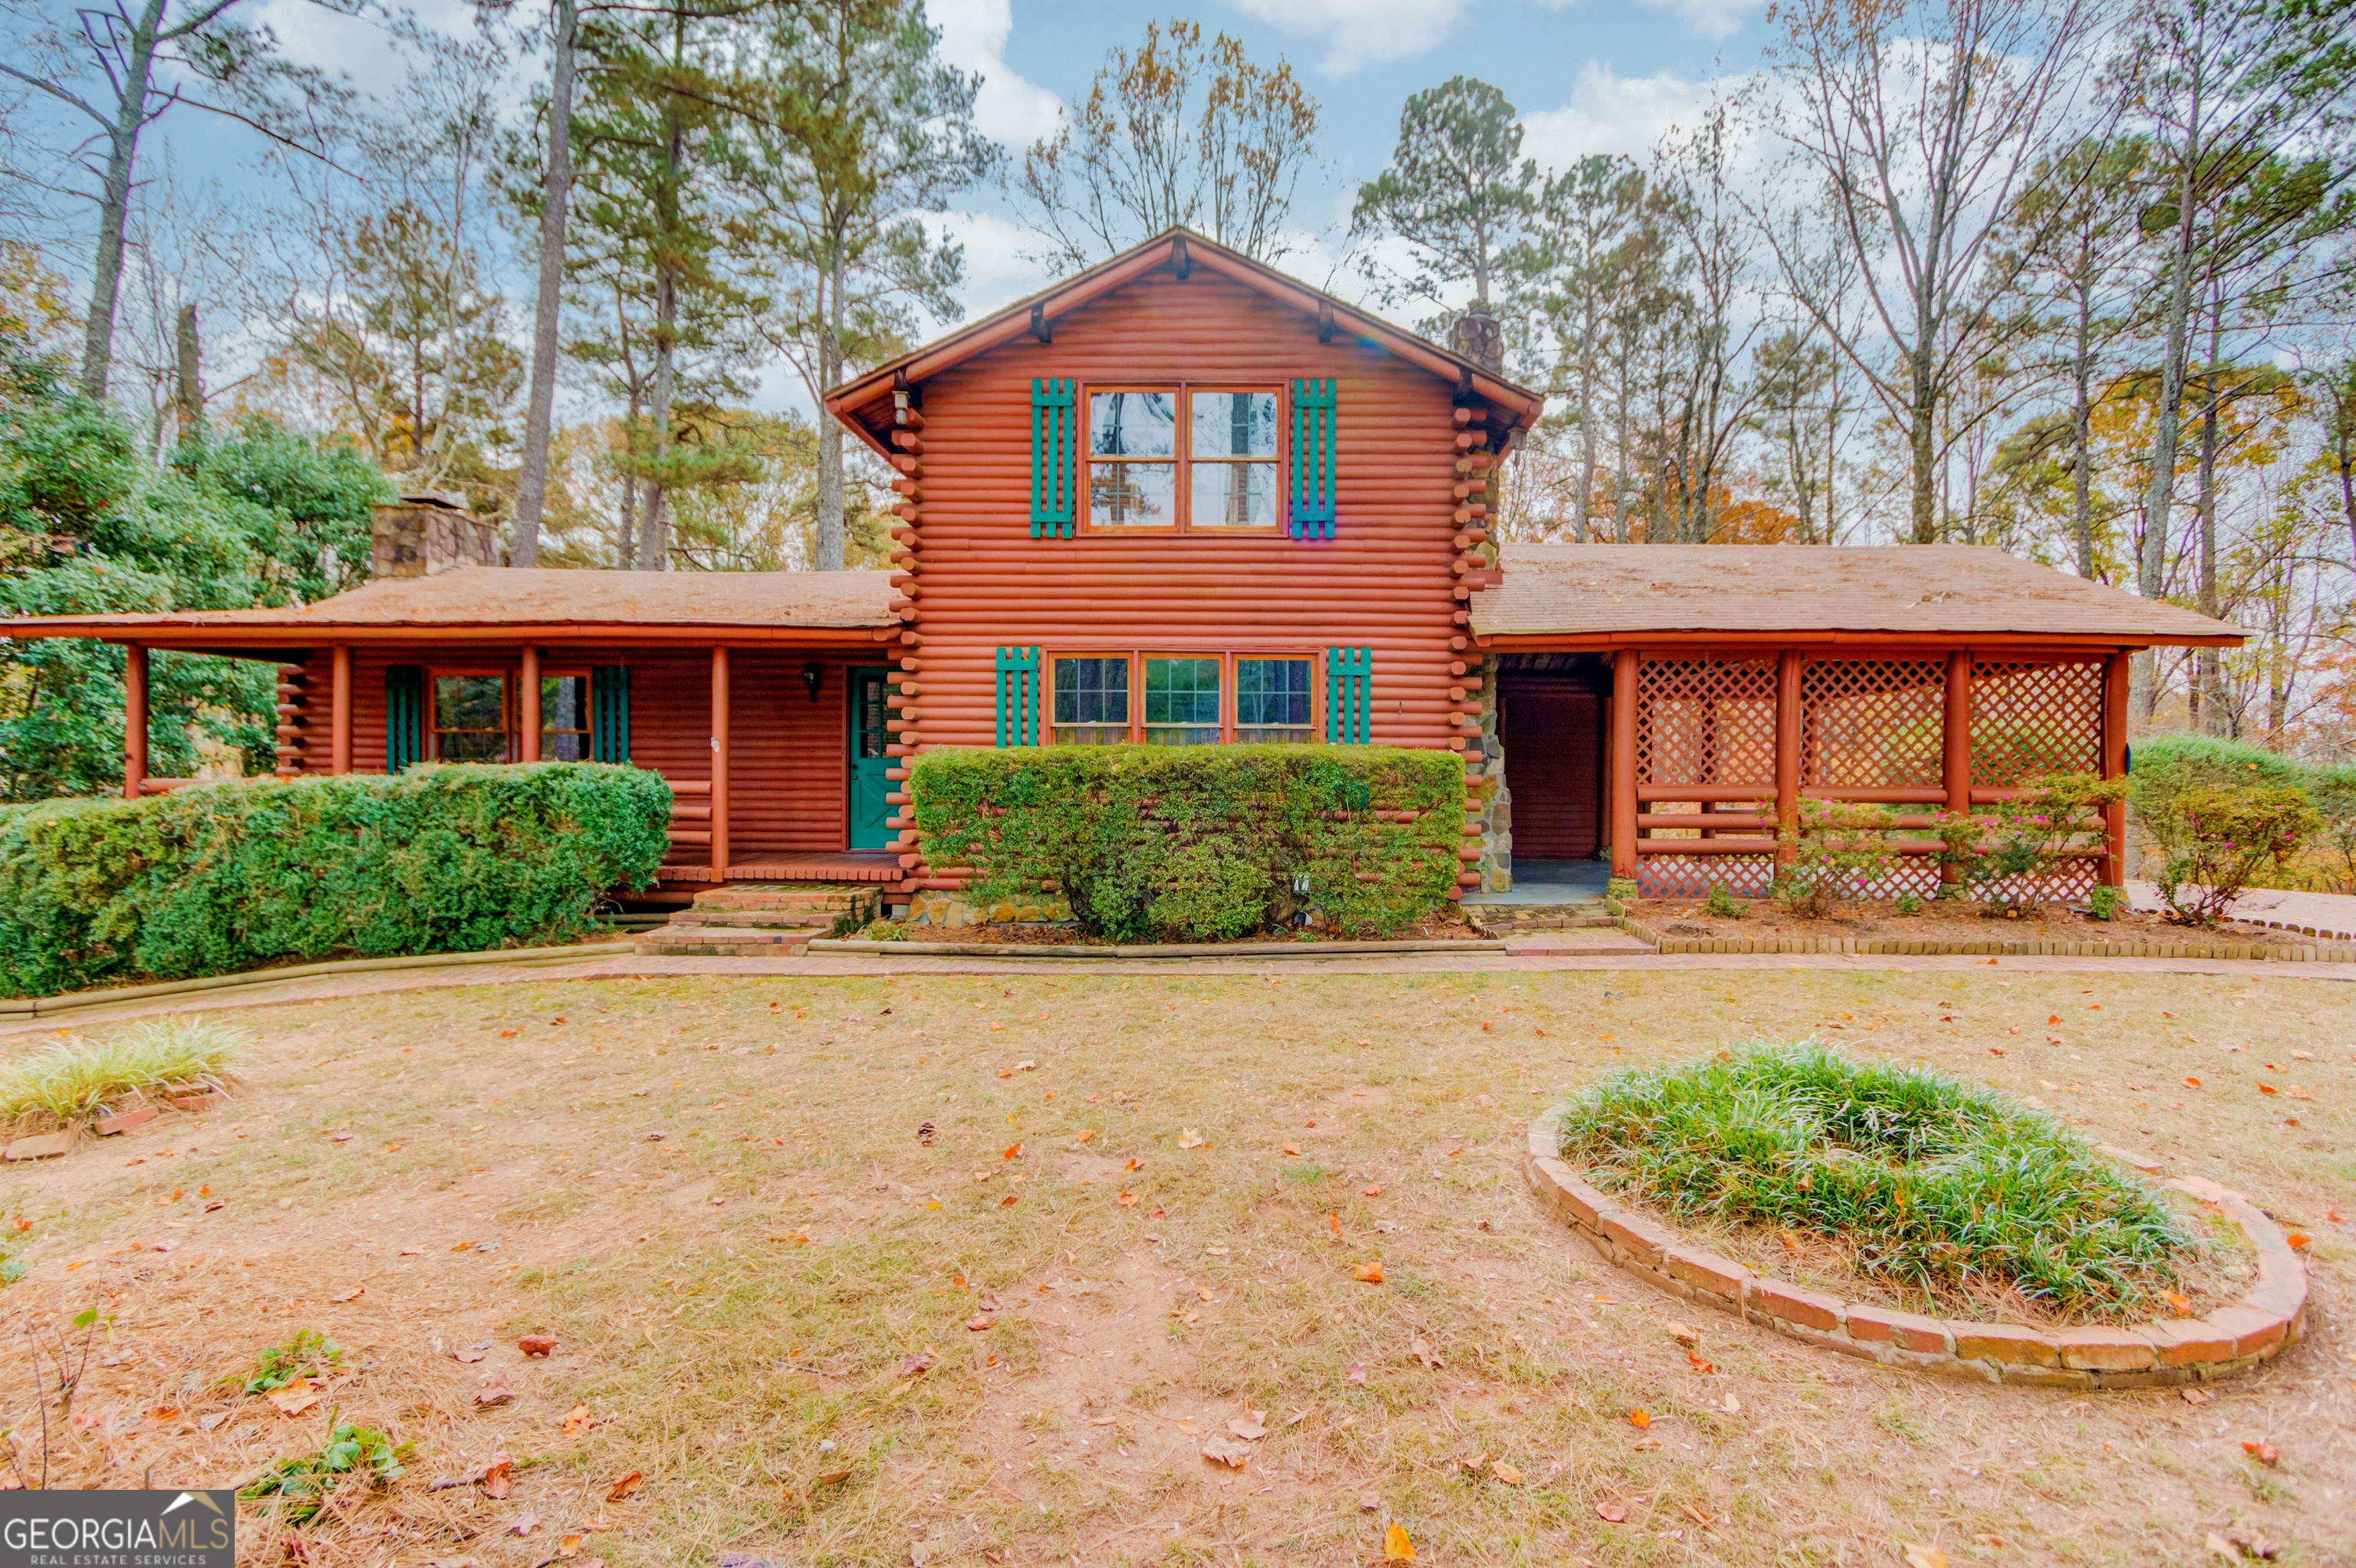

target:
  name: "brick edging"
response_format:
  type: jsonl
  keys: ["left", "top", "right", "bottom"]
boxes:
{"left": 1522, "top": 1110, "right": 2307, "bottom": 1390}
{"left": 1605, "top": 908, "right": 2354, "bottom": 962}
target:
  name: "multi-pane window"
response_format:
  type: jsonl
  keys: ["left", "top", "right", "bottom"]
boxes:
{"left": 1052, "top": 656, "right": 1131, "bottom": 745}
{"left": 1084, "top": 387, "right": 1280, "bottom": 532}
{"left": 540, "top": 674, "right": 591, "bottom": 761}
{"left": 1087, "top": 391, "right": 1177, "bottom": 528}
{"left": 1189, "top": 391, "right": 1278, "bottom": 528}
{"left": 433, "top": 674, "right": 508, "bottom": 761}
{"left": 1235, "top": 657, "right": 1314, "bottom": 743}
{"left": 1143, "top": 657, "right": 1221, "bottom": 745}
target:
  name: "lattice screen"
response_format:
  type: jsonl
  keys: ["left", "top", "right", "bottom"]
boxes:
{"left": 1969, "top": 660, "right": 2103, "bottom": 784}
{"left": 1635, "top": 658, "right": 1777, "bottom": 786}
{"left": 1637, "top": 853, "right": 1776, "bottom": 899}
{"left": 1799, "top": 659, "right": 1946, "bottom": 788}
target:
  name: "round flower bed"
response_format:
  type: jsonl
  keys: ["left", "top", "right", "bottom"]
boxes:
{"left": 1525, "top": 1046, "right": 2307, "bottom": 1389}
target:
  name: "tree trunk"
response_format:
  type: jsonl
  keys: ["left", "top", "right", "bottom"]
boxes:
{"left": 2070, "top": 281, "right": 2094, "bottom": 580}
{"left": 639, "top": 21, "right": 684, "bottom": 574}
{"left": 617, "top": 399, "right": 640, "bottom": 569}
{"left": 77, "top": 0, "right": 167, "bottom": 402}
{"left": 2193, "top": 365, "right": 2223, "bottom": 735}
{"left": 511, "top": 0, "right": 579, "bottom": 568}
{"left": 2135, "top": 75, "right": 2203, "bottom": 727}
{"left": 1908, "top": 346, "right": 1937, "bottom": 544}
{"left": 814, "top": 238, "right": 846, "bottom": 570}
{"left": 173, "top": 303, "right": 202, "bottom": 447}
{"left": 1574, "top": 294, "right": 1598, "bottom": 543}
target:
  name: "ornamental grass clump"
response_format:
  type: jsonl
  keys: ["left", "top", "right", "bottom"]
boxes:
{"left": 0, "top": 1017, "right": 237, "bottom": 1135}
{"left": 1556, "top": 1044, "right": 2191, "bottom": 1316}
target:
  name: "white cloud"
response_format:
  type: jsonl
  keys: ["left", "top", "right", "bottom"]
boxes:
{"left": 1224, "top": 0, "right": 1472, "bottom": 76}
{"left": 1519, "top": 62, "right": 1722, "bottom": 168}
{"left": 252, "top": 0, "right": 474, "bottom": 81}
{"left": 926, "top": 207, "right": 1045, "bottom": 325}
{"left": 1638, "top": 0, "right": 1766, "bottom": 39}
{"left": 926, "top": 0, "right": 1064, "bottom": 150}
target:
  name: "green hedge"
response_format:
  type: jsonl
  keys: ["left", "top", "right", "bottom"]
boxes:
{"left": 909, "top": 745, "right": 1465, "bottom": 941}
{"left": 0, "top": 763, "right": 671, "bottom": 998}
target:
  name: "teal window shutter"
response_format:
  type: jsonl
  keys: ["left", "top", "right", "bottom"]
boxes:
{"left": 1290, "top": 377, "right": 1337, "bottom": 540}
{"left": 385, "top": 664, "right": 425, "bottom": 772}
{"left": 994, "top": 646, "right": 1041, "bottom": 746}
{"left": 1325, "top": 646, "right": 1371, "bottom": 744}
{"left": 591, "top": 664, "right": 631, "bottom": 763}
{"left": 1030, "top": 377, "right": 1075, "bottom": 538}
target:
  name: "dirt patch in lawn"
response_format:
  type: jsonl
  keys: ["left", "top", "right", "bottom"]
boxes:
{"left": 0, "top": 971, "right": 2345, "bottom": 1566}
{"left": 1630, "top": 896, "right": 2325, "bottom": 952}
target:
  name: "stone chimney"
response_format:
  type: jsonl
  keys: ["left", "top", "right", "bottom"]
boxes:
{"left": 370, "top": 493, "right": 501, "bottom": 578}
{"left": 1449, "top": 303, "right": 1504, "bottom": 374}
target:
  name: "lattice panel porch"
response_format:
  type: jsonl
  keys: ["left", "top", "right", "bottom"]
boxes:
{"left": 1637, "top": 853, "right": 1777, "bottom": 899}
{"left": 1635, "top": 658, "right": 1777, "bottom": 787}
{"left": 1969, "top": 659, "right": 2102, "bottom": 784}
{"left": 1800, "top": 659, "right": 1945, "bottom": 788}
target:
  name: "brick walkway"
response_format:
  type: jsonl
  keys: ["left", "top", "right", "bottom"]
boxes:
{"left": 2128, "top": 879, "right": 2356, "bottom": 940}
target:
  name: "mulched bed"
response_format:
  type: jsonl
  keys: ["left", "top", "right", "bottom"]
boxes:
{"left": 1630, "top": 897, "right": 2321, "bottom": 953}
{"left": 888, "top": 910, "right": 1490, "bottom": 946}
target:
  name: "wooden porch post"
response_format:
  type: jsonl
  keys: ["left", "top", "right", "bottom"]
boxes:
{"left": 519, "top": 645, "right": 541, "bottom": 762}
{"left": 710, "top": 645, "right": 731, "bottom": 876}
{"left": 331, "top": 645, "right": 354, "bottom": 775}
{"left": 1941, "top": 649, "right": 1972, "bottom": 886}
{"left": 1610, "top": 648, "right": 1637, "bottom": 879}
{"left": 2101, "top": 650, "right": 2129, "bottom": 886}
{"left": 123, "top": 643, "right": 148, "bottom": 800}
{"left": 1775, "top": 649, "right": 1801, "bottom": 869}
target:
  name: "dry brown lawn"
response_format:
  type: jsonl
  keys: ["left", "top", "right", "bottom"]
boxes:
{"left": 0, "top": 966, "right": 2348, "bottom": 1566}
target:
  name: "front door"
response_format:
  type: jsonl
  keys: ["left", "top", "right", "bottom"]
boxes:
{"left": 848, "top": 666, "right": 891, "bottom": 850}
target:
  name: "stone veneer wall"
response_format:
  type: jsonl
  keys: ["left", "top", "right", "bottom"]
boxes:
{"left": 1471, "top": 656, "right": 1512, "bottom": 892}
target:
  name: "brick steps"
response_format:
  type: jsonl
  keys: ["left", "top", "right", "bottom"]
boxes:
{"left": 635, "top": 922, "right": 828, "bottom": 957}
{"left": 691, "top": 883, "right": 871, "bottom": 915}
{"left": 1469, "top": 905, "right": 1615, "bottom": 934}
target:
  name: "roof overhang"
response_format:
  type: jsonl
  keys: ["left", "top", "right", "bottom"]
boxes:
{"left": 824, "top": 228, "right": 1546, "bottom": 459}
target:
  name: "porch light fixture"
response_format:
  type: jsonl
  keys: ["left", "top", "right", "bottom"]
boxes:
{"left": 801, "top": 662, "right": 822, "bottom": 702}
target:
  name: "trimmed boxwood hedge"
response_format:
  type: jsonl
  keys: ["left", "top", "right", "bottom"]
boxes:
{"left": 909, "top": 744, "right": 1465, "bottom": 941}
{"left": 0, "top": 763, "right": 671, "bottom": 998}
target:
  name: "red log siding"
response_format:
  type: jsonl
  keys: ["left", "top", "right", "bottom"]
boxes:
{"left": 285, "top": 645, "right": 854, "bottom": 857}
{"left": 904, "top": 267, "right": 1468, "bottom": 752}
{"left": 1501, "top": 682, "right": 1603, "bottom": 860}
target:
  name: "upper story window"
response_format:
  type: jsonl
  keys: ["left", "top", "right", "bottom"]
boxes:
{"left": 1086, "top": 386, "right": 1278, "bottom": 532}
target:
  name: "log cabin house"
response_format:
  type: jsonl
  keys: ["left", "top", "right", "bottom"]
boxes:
{"left": 5, "top": 230, "right": 2239, "bottom": 925}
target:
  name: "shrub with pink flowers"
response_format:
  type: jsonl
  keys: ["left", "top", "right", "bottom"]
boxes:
{"left": 2141, "top": 784, "right": 2320, "bottom": 925}
{"left": 1931, "top": 772, "right": 2127, "bottom": 915}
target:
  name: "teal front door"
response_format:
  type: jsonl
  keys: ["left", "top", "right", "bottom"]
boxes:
{"left": 848, "top": 666, "right": 891, "bottom": 850}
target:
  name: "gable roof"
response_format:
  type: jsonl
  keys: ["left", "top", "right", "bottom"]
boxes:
{"left": 2, "top": 564, "right": 897, "bottom": 651}
{"left": 824, "top": 228, "right": 1545, "bottom": 456}
{"left": 1473, "top": 544, "right": 2241, "bottom": 647}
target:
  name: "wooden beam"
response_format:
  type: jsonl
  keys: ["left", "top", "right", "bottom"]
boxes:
{"left": 2102, "top": 650, "right": 2129, "bottom": 885}
{"left": 331, "top": 645, "right": 353, "bottom": 775}
{"left": 1775, "top": 648, "right": 1801, "bottom": 872}
{"left": 123, "top": 643, "right": 148, "bottom": 801}
{"left": 1610, "top": 649, "right": 1637, "bottom": 879}
{"left": 519, "top": 645, "right": 541, "bottom": 762}
{"left": 1942, "top": 649, "right": 1971, "bottom": 886}
{"left": 710, "top": 645, "right": 731, "bottom": 876}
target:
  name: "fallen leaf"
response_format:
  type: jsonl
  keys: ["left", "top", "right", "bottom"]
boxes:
{"left": 1346, "top": 1363, "right": 1367, "bottom": 1386}
{"left": 1178, "top": 1129, "right": 1206, "bottom": 1149}
{"left": 814, "top": 1468, "right": 851, "bottom": 1487}
{"left": 1002, "top": 1142, "right": 1022, "bottom": 1160}
{"left": 998, "top": 1194, "right": 1017, "bottom": 1208}
{"left": 1361, "top": 1185, "right": 1383, "bottom": 1197}
{"left": 1721, "top": 1392, "right": 1740, "bottom": 1415}
{"left": 2259, "top": 1083, "right": 2279, "bottom": 1096}
{"left": 1284, "top": 1144, "right": 1301, "bottom": 1156}
{"left": 506, "top": 1512, "right": 539, "bottom": 1538}
{"left": 2186, "top": 1076, "right": 2202, "bottom": 1088}
{"left": 2285, "top": 1232, "right": 2311, "bottom": 1250}
{"left": 1075, "top": 1129, "right": 1094, "bottom": 1143}
{"left": 1683, "top": 1503, "right": 1714, "bottom": 1527}
{"left": 1116, "top": 1191, "right": 1138, "bottom": 1207}
{"left": 2242, "top": 1439, "right": 2279, "bottom": 1466}
{"left": 1902, "top": 1547, "right": 1948, "bottom": 1568}
{"left": 965, "top": 1315, "right": 995, "bottom": 1332}
{"left": 605, "top": 1471, "right": 643, "bottom": 1503}
{"left": 475, "top": 1370, "right": 518, "bottom": 1407}
{"left": 1352, "top": 1260, "right": 1384, "bottom": 1284}
{"left": 1666, "top": 1321, "right": 1700, "bottom": 1348}
{"left": 1492, "top": 1461, "right": 1522, "bottom": 1484}
{"left": 560, "top": 1405, "right": 593, "bottom": 1437}
{"left": 1328, "top": 1211, "right": 1342, "bottom": 1238}
{"left": 1596, "top": 1503, "right": 1627, "bottom": 1524}
{"left": 268, "top": 1384, "right": 320, "bottom": 1417}
{"left": 1383, "top": 1522, "right": 1415, "bottom": 1560}
{"left": 2180, "top": 1387, "right": 2215, "bottom": 1406}
{"left": 1410, "top": 1335, "right": 1442, "bottom": 1369}
{"left": 1627, "top": 1408, "right": 1650, "bottom": 1430}
{"left": 1227, "top": 1415, "right": 1266, "bottom": 1441}
{"left": 452, "top": 1346, "right": 488, "bottom": 1364}
{"left": 479, "top": 1455, "right": 513, "bottom": 1499}
{"left": 1124, "top": 1158, "right": 1142, "bottom": 1172}
{"left": 518, "top": 1335, "right": 557, "bottom": 1357}
{"left": 1459, "top": 1451, "right": 1488, "bottom": 1474}
{"left": 327, "top": 1285, "right": 364, "bottom": 1303}
{"left": 1200, "top": 1435, "right": 1254, "bottom": 1468}
{"left": 900, "top": 1349, "right": 936, "bottom": 1379}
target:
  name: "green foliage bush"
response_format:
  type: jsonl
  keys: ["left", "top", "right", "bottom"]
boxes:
{"left": 1774, "top": 797, "right": 1900, "bottom": 917}
{"left": 1557, "top": 1044, "right": 2190, "bottom": 1315}
{"left": 2142, "top": 783, "right": 2318, "bottom": 925}
{"left": 0, "top": 763, "right": 670, "bottom": 998}
{"left": 909, "top": 745, "right": 1463, "bottom": 941}
{"left": 1930, "top": 771, "right": 2127, "bottom": 914}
